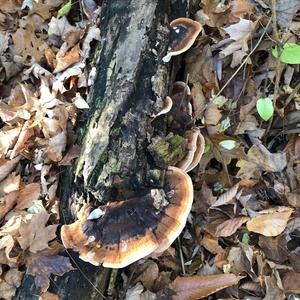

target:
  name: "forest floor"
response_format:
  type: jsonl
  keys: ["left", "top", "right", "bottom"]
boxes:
{"left": 0, "top": 0, "right": 300, "bottom": 299}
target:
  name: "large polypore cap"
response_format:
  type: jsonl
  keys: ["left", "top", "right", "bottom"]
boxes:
{"left": 61, "top": 166, "right": 193, "bottom": 268}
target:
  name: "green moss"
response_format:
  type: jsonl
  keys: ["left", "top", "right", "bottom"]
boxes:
{"left": 111, "top": 127, "right": 121, "bottom": 138}
{"left": 76, "top": 127, "right": 86, "bottom": 145}
{"left": 149, "top": 134, "right": 186, "bottom": 166}
{"left": 99, "top": 151, "right": 108, "bottom": 164}
{"left": 95, "top": 96, "right": 103, "bottom": 109}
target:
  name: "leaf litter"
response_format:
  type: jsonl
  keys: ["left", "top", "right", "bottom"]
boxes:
{"left": 0, "top": 0, "right": 300, "bottom": 299}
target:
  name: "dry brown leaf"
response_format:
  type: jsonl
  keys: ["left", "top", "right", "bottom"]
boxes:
{"left": 58, "top": 144, "right": 81, "bottom": 166}
{"left": 10, "top": 120, "right": 34, "bottom": 159}
{"left": 227, "top": 244, "right": 254, "bottom": 277}
{"left": 39, "top": 292, "right": 60, "bottom": 300}
{"left": 17, "top": 208, "right": 58, "bottom": 253}
{"left": 0, "top": 191, "right": 19, "bottom": 220}
{"left": 282, "top": 271, "right": 300, "bottom": 293}
{"left": 15, "top": 183, "right": 41, "bottom": 210}
{"left": 0, "top": 174, "right": 20, "bottom": 197}
{"left": 276, "top": 0, "right": 300, "bottom": 29}
{"left": 201, "top": 234, "right": 224, "bottom": 255}
{"left": 204, "top": 103, "right": 222, "bottom": 126}
{"left": 0, "top": 234, "right": 16, "bottom": 262}
{"left": 237, "top": 144, "right": 287, "bottom": 179}
{"left": 247, "top": 206, "right": 294, "bottom": 236}
{"left": 27, "top": 255, "right": 74, "bottom": 292}
{"left": 131, "top": 260, "right": 159, "bottom": 290}
{"left": 54, "top": 43, "right": 80, "bottom": 73}
{"left": 214, "top": 216, "right": 250, "bottom": 237}
{"left": 45, "top": 131, "right": 67, "bottom": 162}
{"left": 169, "top": 273, "right": 240, "bottom": 300}
{"left": 191, "top": 83, "right": 206, "bottom": 120}
{"left": 12, "top": 22, "right": 46, "bottom": 63}
{"left": 230, "top": 0, "right": 253, "bottom": 19}
{"left": 0, "top": 268, "right": 23, "bottom": 300}
{"left": 0, "top": 0, "right": 20, "bottom": 13}
{"left": 0, "top": 156, "right": 21, "bottom": 182}
{"left": 211, "top": 183, "right": 239, "bottom": 207}
{"left": 0, "top": 125, "right": 22, "bottom": 156}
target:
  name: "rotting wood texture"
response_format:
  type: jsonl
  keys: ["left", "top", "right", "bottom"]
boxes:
{"left": 15, "top": 0, "right": 190, "bottom": 299}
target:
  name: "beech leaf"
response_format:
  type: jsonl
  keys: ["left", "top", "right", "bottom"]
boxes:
{"left": 169, "top": 273, "right": 240, "bottom": 300}
{"left": 247, "top": 206, "right": 294, "bottom": 236}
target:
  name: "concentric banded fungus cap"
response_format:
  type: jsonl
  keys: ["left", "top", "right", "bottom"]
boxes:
{"left": 163, "top": 18, "right": 202, "bottom": 63}
{"left": 177, "top": 128, "right": 205, "bottom": 172}
{"left": 61, "top": 166, "right": 193, "bottom": 268}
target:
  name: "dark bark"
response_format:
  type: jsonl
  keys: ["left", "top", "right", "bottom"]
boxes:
{"left": 15, "top": 0, "right": 192, "bottom": 299}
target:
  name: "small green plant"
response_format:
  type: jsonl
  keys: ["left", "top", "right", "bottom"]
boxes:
{"left": 57, "top": 0, "right": 72, "bottom": 18}
{"left": 272, "top": 43, "right": 300, "bottom": 64}
{"left": 256, "top": 97, "right": 274, "bottom": 121}
{"left": 219, "top": 140, "right": 236, "bottom": 150}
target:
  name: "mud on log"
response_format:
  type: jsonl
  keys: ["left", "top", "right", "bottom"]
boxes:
{"left": 15, "top": 0, "right": 192, "bottom": 299}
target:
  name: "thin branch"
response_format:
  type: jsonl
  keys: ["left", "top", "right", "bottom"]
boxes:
{"left": 215, "top": 18, "right": 272, "bottom": 98}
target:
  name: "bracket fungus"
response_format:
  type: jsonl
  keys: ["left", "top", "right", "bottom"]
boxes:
{"left": 177, "top": 128, "right": 205, "bottom": 172}
{"left": 163, "top": 18, "right": 202, "bottom": 63}
{"left": 61, "top": 166, "right": 193, "bottom": 268}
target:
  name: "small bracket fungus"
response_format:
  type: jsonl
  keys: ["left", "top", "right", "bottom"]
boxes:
{"left": 153, "top": 96, "right": 173, "bottom": 118}
{"left": 163, "top": 18, "right": 202, "bottom": 63}
{"left": 177, "top": 128, "right": 205, "bottom": 172}
{"left": 61, "top": 166, "right": 193, "bottom": 268}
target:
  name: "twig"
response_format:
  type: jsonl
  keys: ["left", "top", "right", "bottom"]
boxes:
{"left": 107, "top": 269, "right": 119, "bottom": 297}
{"left": 65, "top": 249, "right": 107, "bottom": 299}
{"left": 215, "top": 18, "right": 272, "bottom": 97}
{"left": 177, "top": 237, "right": 186, "bottom": 275}
{"left": 284, "top": 81, "right": 300, "bottom": 108}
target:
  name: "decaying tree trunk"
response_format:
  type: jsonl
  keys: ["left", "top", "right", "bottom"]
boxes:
{"left": 15, "top": 0, "right": 197, "bottom": 299}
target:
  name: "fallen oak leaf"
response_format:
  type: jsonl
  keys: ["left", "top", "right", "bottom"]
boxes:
{"left": 0, "top": 191, "right": 19, "bottom": 220}
{"left": 54, "top": 43, "right": 80, "bottom": 73}
{"left": 247, "top": 206, "right": 294, "bottom": 237}
{"left": 0, "top": 268, "right": 23, "bottom": 300}
{"left": 14, "top": 183, "right": 41, "bottom": 210}
{"left": 169, "top": 273, "right": 240, "bottom": 300}
{"left": 10, "top": 120, "right": 34, "bottom": 159}
{"left": 26, "top": 255, "right": 74, "bottom": 292}
{"left": 0, "top": 125, "right": 22, "bottom": 156}
{"left": 0, "top": 156, "right": 22, "bottom": 182}
{"left": 17, "top": 208, "right": 58, "bottom": 253}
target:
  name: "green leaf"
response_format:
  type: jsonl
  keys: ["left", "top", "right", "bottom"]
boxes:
{"left": 272, "top": 43, "right": 300, "bottom": 64}
{"left": 219, "top": 140, "right": 236, "bottom": 150}
{"left": 256, "top": 97, "right": 274, "bottom": 121}
{"left": 212, "top": 95, "right": 228, "bottom": 107}
{"left": 204, "top": 143, "right": 212, "bottom": 154}
{"left": 242, "top": 233, "right": 250, "bottom": 244}
{"left": 28, "top": 200, "right": 44, "bottom": 214}
{"left": 220, "top": 116, "right": 231, "bottom": 132}
{"left": 57, "top": 0, "right": 72, "bottom": 18}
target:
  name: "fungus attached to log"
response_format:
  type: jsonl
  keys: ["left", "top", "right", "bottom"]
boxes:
{"left": 177, "top": 128, "right": 205, "bottom": 172}
{"left": 61, "top": 166, "right": 193, "bottom": 268}
{"left": 163, "top": 18, "right": 202, "bottom": 63}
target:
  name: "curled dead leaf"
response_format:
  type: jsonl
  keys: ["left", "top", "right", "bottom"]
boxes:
{"left": 169, "top": 273, "right": 240, "bottom": 300}
{"left": 247, "top": 206, "right": 294, "bottom": 236}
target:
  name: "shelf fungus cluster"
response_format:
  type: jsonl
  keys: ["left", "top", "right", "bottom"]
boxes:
{"left": 61, "top": 17, "right": 205, "bottom": 269}
{"left": 61, "top": 167, "right": 193, "bottom": 268}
